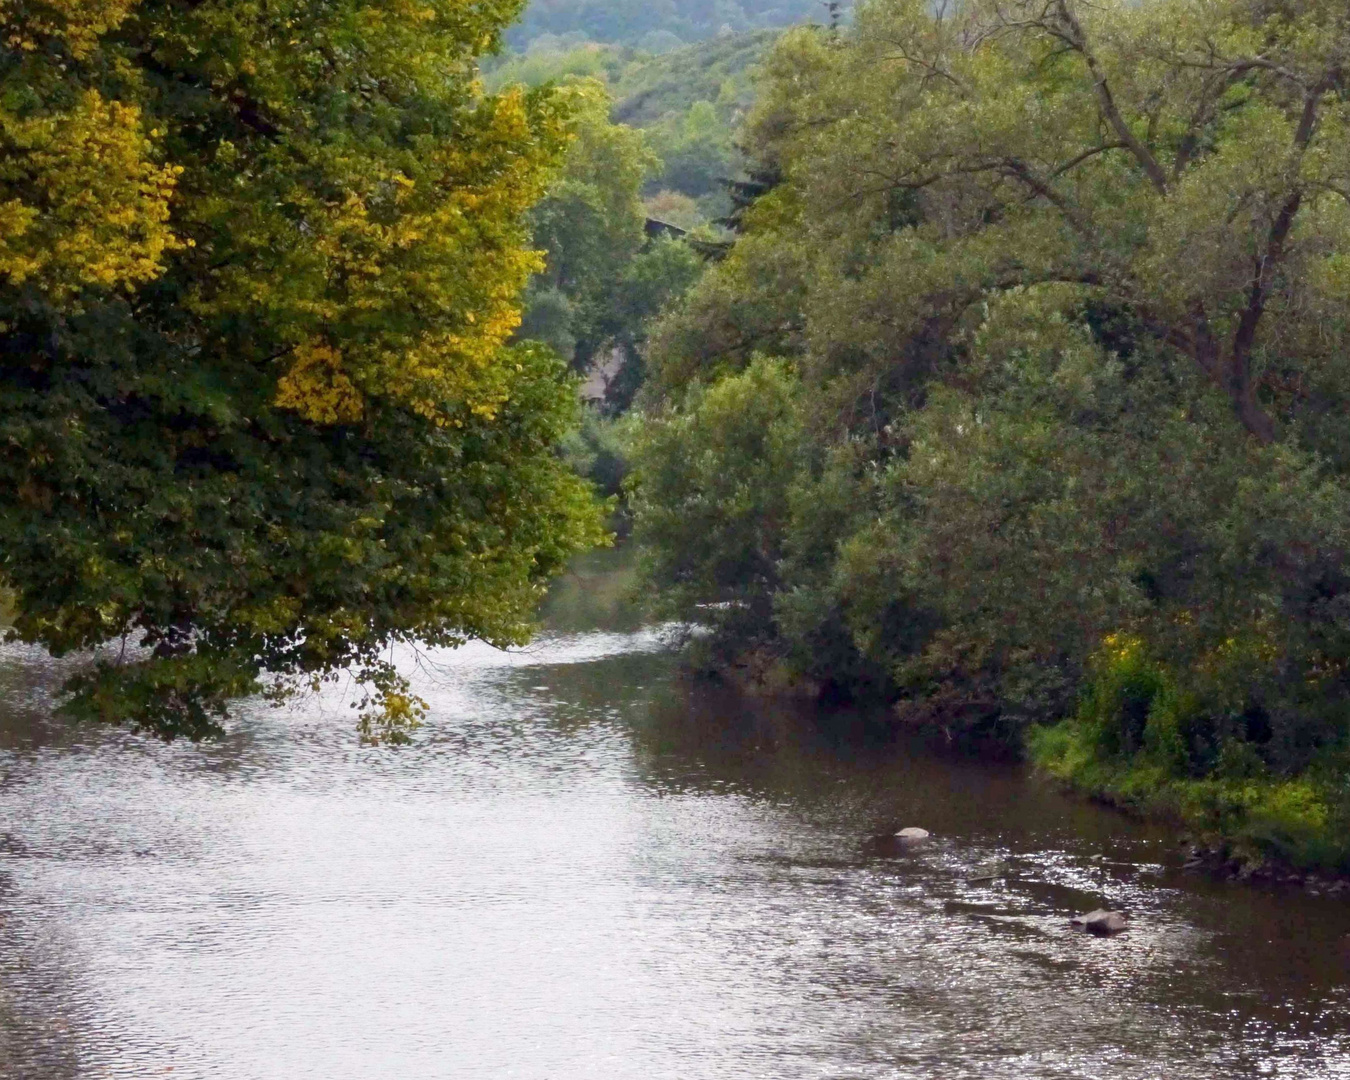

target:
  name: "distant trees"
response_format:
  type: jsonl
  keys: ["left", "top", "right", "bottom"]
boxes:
{"left": 507, "top": 0, "right": 828, "bottom": 50}
{"left": 0, "top": 0, "right": 605, "bottom": 739}
{"left": 630, "top": 0, "right": 1350, "bottom": 866}
{"left": 519, "top": 81, "right": 657, "bottom": 365}
{"left": 511, "top": 77, "right": 705, "bottom": 414}
{"left": 487, "top": 30, "right": 772, "bottom": 217}
{"left": 485, "top": 43, "right": 731, "bottom": 414}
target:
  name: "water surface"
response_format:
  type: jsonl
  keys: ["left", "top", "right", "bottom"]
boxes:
{"left": 1, "top": 560, "right": 1348, "bottom": 1078}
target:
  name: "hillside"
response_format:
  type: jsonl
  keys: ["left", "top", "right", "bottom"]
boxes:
{"left": 487, "top": 32, "right": 778, "bottom": 217}
{"left": 609, "top": 29, "right": 769, "bottom": 126}
{"left": 507, "top": 0, "right": 830, "bottom": 51}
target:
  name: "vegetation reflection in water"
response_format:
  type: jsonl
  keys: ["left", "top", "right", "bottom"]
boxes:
{"left": 0, "top": 549, "right": 1346, "bottom": 1078}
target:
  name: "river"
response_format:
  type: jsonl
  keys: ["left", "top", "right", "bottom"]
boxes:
{"left": 1, "top": 552, "right": 1348, "bottom": 1078}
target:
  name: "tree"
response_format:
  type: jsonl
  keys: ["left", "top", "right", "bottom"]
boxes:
{"left": 0, "top": 0, "right": 606, "bottom": 740}
{"left": 512, "top": 77, "right": 705, "bottom": 412}
{"left": 598, "top": 236, "right": 705, "bottom": 412}
{"left": 744, "top": 0, "right": 1350, "bottom": 445}
{"left": 488, "top": 30, "right": 773, "bottom": 213}
{"left": 635, "top": 0, "right": 1350, "bottom": 749}
{"left": 520, "top": 78, "right": 657, "bottom": 368}
{"left": 627, "top": 355, "right": 806, "bottom": 636}
{"left": 644, "top": 99, "right": 737, "bottom": 200}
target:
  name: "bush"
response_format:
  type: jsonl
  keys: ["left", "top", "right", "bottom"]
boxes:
{"left": 1030, "top": 636, "right": 1350, "bottom": 872}
{"left": 560, "top": 405, "right": 631, "bottom": 500}
{"left": 628, "top": 356, "right": 806, "bottom": 644}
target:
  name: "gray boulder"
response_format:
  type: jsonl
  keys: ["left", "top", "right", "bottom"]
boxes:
{"left": 895, "top": 827, "right": 930, "bottom": 845}
{"left": 1070, "top": 909, "right": 1129, "bottom": 935}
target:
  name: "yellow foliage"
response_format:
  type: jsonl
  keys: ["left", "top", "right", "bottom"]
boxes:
{"left": 252, "top": 87, "right": 561, "bottom": 426}
{"left": 274, "top": 342, "right": 365, "bottom": 425}
{"left": 1, "top": 0, "right": 138, "bottom": 57}
{"left": 0, "top": 89, "right": 182, "bottom": 298}
{"left": 2, "top": 0, "right": 570, "bottom": 434}
{"left": 1099, "top": 632, "right": 1145, "bottom": 665}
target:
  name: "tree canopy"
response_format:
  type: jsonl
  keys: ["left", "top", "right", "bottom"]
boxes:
{"left": 630, "top": 0, "right": 1350, "bottom": 866}
{"left": 485, "top": 30, "right": 772, "bottom": 218}
{"left": 488, "top": 66, "right": 706, "bottom": 413}
{"left": 747, "top": 0, "right": 1350, "bottom": 444}
{"left": 0, "top": 0, "right": 605, "bottom": 740}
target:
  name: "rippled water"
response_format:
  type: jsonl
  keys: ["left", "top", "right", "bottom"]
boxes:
{"left": 2, "top": 560, "right": 1349, "bottom": 1078}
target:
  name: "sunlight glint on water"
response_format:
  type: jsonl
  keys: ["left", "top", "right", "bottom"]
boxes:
{"left": 0, "top": 601, "right": 1348, "bottom": 1078}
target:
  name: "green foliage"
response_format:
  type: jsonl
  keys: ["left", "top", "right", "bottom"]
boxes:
{"left": 529, "top": 80, "right": 656, "bottom": 297}
{"left": 559, "top": 404, "right": 630, "bottom": 499}
{"left": 511, "top": 75, "right": 706, "bottom": 409}
{"left": 0, "top": 0, "right": 607, "bottom": 740}
{"left": 609, "top": 30, "right": 770, "bottom": 128}
{"left": 1030, "top": 638, "right": 1350, "bottom": 871}
{"left": 484, "top": 40, "right": 634, "bottom": 89}
{"left": 628, "top": 356, "right": 806, "bottom": 641}
{"left": 773, "top": 439, "right": 899, "bottom": 699}
{"left": 487, "top": 31, "right": 774, "bottom": 211}
{"left": 628, "top": 0, "right": 1350, "bottom": 863}
{"left": 644, "top": 184, "right": 808, "bottom": 399}
{"left": 609, "top": 30, "right": 772, "bottom": 211}
{"left": 599, "top": 237, "right": 707, "bottom": 412}
{"left": 523, "top": 78, "right": 657, "bottom": 368}
{"left": 643, "top": 98, "right": 736, "bottom": 202}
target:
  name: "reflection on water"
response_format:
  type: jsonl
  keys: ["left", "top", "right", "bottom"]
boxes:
{"left": 0, "top": 557, "right": 1348, "bottom": 1077}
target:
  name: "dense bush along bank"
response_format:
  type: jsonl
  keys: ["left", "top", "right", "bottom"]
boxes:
{"left": 1029, "top": 637, "right": 1350, "bottom": 875}
{"left": 625, "top": 0, "right": 1350, "bottom": 873}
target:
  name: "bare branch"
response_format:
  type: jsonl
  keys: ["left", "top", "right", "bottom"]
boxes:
{"left": 878, "top": 39, "right": 968, "bottom": 92}
{"left": 999, "top": 158, "right": 1092, "bottom": 236}
{"left": 1049, "top": 141, "right": 1127, "bottom": 178}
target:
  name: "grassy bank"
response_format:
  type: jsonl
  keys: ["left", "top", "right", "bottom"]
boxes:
{"left": 1027, "top": 636, "right": 1350, "bottom": 876}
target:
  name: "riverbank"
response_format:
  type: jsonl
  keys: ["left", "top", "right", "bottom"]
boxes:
{"left": 1031, "top": 716, "right": 1350, "bottom": 886}
{"left": 684, "top": 639, "right": 1350, "bottom": 888}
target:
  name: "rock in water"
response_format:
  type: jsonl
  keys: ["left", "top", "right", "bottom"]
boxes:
{"left": 1088, "top": 911, "right": 1129, "bottom": 935}
{"left": 1070, "top": 909, "right": 1129, "bottom": 935}
{"left": 895, "top": 827, "right": 930, "bottom": 845}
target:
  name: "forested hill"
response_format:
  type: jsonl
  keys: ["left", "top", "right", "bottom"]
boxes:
{"left": 508, "top": 0, "right": 831, "bottom": 51}
{"left": 485, "top": 31, "right": 772, "bottom": 221}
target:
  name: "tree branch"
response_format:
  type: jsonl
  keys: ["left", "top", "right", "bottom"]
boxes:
{"left": 1050, "top": 0, "right": 1170, "bottom": 194}
{"left": 1219, "top": 80, "right": 1329, "bottom": 443}
{"left": 1049, "top": 141, "right": 1127, "bottom": 178}
{"left": 1000, "top": 158, "right": 1091, "bottom": 236}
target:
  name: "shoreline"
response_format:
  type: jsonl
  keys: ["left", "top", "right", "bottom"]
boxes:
{"left": 690, "top": 648, "right": 1350, "bottom": 895}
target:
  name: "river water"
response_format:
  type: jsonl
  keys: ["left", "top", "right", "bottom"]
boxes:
{"left": 1, "top": 556, "right": 1349, "bottom": 1078}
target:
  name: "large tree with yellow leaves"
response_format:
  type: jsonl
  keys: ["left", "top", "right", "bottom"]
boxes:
{"left": 0, "top": 0, "right": 605, "bottom": 739}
